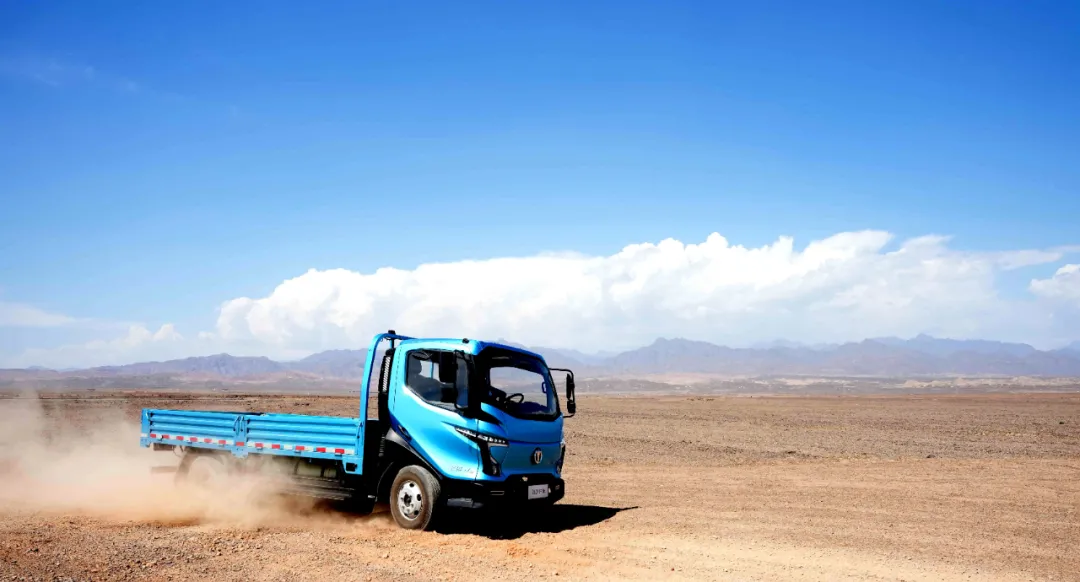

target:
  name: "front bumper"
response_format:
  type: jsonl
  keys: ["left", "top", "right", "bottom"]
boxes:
{"left": 443, "top": 473, "right": 565, "bottom": 509}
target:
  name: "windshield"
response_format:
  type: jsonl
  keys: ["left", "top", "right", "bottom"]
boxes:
{"left": 477, "top": 348, "right": 559, "bottom": 420}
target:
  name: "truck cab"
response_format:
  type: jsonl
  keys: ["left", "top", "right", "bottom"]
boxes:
{"left": 369, "top": 332, "right": 576, "bottom": 529}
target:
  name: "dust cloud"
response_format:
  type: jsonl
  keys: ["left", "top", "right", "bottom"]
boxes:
{"left": 0, "top": 393, "right": 373, "bottom": 530}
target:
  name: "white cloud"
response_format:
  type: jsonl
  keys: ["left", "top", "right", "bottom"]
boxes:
{"left": 152, "top": 323, "right": 183, "bottom": 342}
{"left": 0, "top": 301, "right": 77, "bottom": 327}
{"left": 1030, "top": 264, "right": 1080, "bottom": 302}
{"left": 210, "top": 230, "right": 1075, "bottom": 353}
{"left": 995, "top": 247, "right": 1080, "bottom": 270}
{"left": 8, "top": 324, "right": 189, "bottom": 369}
{"left": 8, "top": 230, "right": 1079, "bottom": 369}
{"left": 0, "top": 299, "right": 133, "bottom": 332}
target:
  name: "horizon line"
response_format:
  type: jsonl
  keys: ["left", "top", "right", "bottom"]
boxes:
{"left": 7, "top": 333, "right": 1079, "bottom": 372}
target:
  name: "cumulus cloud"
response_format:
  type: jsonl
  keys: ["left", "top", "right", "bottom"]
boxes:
{"left": 8, "top": 230, "right": 1079, "bottom": 368}
{"left": 1030, "top": 264, "right": 1080, "bottom": 302}
{"left": 210, "top": 230, "right": 1074, "bottom": 353}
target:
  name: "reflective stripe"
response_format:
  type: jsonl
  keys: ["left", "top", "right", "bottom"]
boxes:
{"left": 146, "top": 433, "right": 233, "bottom": 446}
{"left": 149, "top": 434, "right": 355, "bottom": 456}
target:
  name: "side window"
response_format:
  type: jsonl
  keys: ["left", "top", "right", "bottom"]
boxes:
{"left": 404, "top": 349, "right": 463, "bottom": 409}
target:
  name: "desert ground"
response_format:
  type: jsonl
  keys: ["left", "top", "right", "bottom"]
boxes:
{"left": 0, "top": 391, "right": 1077, "bottom": 581}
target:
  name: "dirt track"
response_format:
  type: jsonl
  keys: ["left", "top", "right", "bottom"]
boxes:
{"left": 1, "top": 392, "right": 1078, "bottom": 581}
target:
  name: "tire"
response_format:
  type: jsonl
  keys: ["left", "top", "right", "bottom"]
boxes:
{"left": 389, "top": 465, "right": 441, "bottom": 530}
{"left": 175, "top": 452, "right": 227, "bottom": 490}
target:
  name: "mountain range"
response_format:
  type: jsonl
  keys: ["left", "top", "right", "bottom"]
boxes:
{"left": 4, "top": 334, "right": 1080, "bottom": 382}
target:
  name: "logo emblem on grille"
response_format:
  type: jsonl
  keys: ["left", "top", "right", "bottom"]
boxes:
{"left": 531, "top": 448, "right": 543, "bottom": 464}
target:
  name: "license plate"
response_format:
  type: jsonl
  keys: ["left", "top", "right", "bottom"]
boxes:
{"left": 527, "top": 484, "right": 549, "bottom": 500}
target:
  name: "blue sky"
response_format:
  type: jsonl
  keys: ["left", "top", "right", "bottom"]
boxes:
{"left": 2, "top": 1, "right": 1079, "bottom": 367}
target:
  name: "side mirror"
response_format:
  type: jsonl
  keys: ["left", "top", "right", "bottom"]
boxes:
{"left": 565, "top": 373, "right": 576, "bottom": 416}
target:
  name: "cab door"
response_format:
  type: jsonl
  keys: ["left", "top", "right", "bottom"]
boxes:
{"left": 389, "top": 348, "right": 479, "bottom": 481}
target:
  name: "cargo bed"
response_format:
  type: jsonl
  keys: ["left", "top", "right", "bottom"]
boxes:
{"left": 140, "top": 408, "right": 366, "bottom": 470}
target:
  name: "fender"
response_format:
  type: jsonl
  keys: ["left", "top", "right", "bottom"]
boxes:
{"left": 375, "top": 427, "right": 443, "bottom": 501}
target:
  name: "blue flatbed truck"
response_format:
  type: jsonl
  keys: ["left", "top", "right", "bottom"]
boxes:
{"left": 139, "top": 331, "right": 576, "bottom": 530}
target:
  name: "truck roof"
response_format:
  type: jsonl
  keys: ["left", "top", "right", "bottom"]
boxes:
{"left": 396, "top": 337, "right": 547, "bottom": 362}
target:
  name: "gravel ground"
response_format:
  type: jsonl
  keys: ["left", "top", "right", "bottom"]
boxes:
{"left": 1, "top": 391, "right": 1077, "bottom": 581}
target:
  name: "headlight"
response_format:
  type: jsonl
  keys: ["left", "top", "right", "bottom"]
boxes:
{"left": 454, "top": 426, "right": 508, "bottom": 447}
{"left": 556, "top": 441, "right": 566, "bottom": 473}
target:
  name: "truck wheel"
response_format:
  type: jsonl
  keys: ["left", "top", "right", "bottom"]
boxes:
{"left": 389, "top": 465, "right": 441, "bottom": 531}
{"left": 175, "top": 452, "right": 227, "bottom": 490}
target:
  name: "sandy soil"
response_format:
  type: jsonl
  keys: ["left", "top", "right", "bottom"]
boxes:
{"left": 0, "top": 392, "right": 1077, "bottom": 581}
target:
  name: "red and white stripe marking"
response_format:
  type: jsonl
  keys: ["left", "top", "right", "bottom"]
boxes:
{"left": 145, "top": 433, "right": 353, "bottom": 455}
{"left": 148, "top": 433, "right": 234, "bottom": 446}
{"left": 246, "top": 441, "right": 354, "bottom": 455}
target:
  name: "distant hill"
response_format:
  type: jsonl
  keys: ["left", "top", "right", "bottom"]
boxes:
{"left": 493, "top": 340, "right": 590, "bottom": 371}
{"left": 4, "top": 335, "right": 1080, "bottom": 384}
{"left": 287, "top": 349, "right": 368, "bottom": 378}
{"left": 617, "top": 337, "right": 1080, "bottom": 376}
{"left": 90, "top": 354, "right": 285, "bottom": 377}
{"left": 538, "top": 347, "right": 618, "bottom": 366}
{"left": 594, "top": 336, "right": 1080, "bottom": 377}
{"left": 870, "top": 334, "right": 1038, "bottom": 358}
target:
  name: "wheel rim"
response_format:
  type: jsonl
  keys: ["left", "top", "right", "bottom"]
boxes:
{"left": 396, "top": 479, "right": 423, "bottom": 520}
